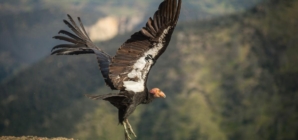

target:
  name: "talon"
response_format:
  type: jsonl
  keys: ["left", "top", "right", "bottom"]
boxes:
{"left": 125, "top": 131, "right": 131, "bottom": 140}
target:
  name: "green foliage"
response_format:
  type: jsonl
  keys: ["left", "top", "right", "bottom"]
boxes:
{"left": 0, "top": 0, "right": 263, "bottom": 82}
{"left": 1, "top": 0, "right": 298, "bottom": 140}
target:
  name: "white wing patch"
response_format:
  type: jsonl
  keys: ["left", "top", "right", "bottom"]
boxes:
{"left": 123, "top": 27, "right": 171, "bottom": 93}
{"left": 123, "top": 43, "right": 160, "bottom": 92}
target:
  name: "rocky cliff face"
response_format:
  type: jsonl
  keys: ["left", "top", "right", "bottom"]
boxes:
{"left": 87, "top": 16, "right": 119, "bottom": 41}
{"left": 87, "top": 15, "right": 144, "bottom": 41}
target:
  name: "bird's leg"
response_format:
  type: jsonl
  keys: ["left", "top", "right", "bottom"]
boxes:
{"left": 123, "top": 121, "right": 132, "bottom": 140}
{"left": 125, "top": 119, "right": 137, "bottom": 138}
{"left": 124, "top": 132, "right": 130, "bottom": 140}
{"left": 122, "top": 119, "right": 137, "bottom": 140}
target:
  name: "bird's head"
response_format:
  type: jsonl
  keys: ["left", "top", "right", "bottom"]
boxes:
{"left": 149, "top": 88, "right": 166, "bottom": 98}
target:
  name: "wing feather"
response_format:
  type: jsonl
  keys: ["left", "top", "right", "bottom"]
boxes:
{"left": 66, "top": 15, "right": 87, "bottom": 39}
{"left": 53, "top": 36, "right": 78, "bottom": 44}
{"left": 146, "top": 18, "right": 157, "bottom": 34}
{"left": 109, "top": 0, "right": 181, "bottom": 92}
{"left": 52, "top": 44, "right": 83, "bottom": 51}
{"left": 58, "top": 30, "right": 84, "bottom": 41}
{"left": 141, "top": 28, "right": 155, "bottom": 38}
{"left": 52, "top": 15, "right": 116, "bottom": 89}
{"left": 77, "top": 17, "right": 91, "bottom": 40}
{"left": 153, "top": 12, "right": 159, "bottom": 31}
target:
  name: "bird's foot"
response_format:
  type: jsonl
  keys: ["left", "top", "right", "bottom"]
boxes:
{"left": 125, "top": 119, "right": 137, "bottom": 137}
{"left": 123, "top": 119, "right": 137, "bottom": 140}
{"left": 124, "top": 131, "right": 131, "bottom": 140}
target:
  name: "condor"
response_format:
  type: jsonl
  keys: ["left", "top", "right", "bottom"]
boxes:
{"left": 51, "top": 0, "right": 181, "bottom": 139}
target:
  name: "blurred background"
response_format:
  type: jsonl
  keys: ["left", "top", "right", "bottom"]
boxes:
{"left": 0, "top": 0, "right": 297, "bottom": 139}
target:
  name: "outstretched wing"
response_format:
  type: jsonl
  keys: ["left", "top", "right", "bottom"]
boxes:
{"left": 109, "top": 0, "right": 181, "bottom": 92}
{"left": 52, "top": 15, "right": 116, "bottom": 90}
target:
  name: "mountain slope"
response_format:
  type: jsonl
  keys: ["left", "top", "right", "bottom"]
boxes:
{"left": 1, "top": 0, "right": 298, "bottom": 139}
{"left": 0, "top": 0, "right": 263, "bottom": 82}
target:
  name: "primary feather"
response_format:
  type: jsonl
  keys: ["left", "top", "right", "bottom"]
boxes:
{"left": 51, "top": 0, "right": 181, "bottom": 139}
{"left": 51, "top": 15, "right": 115, "bottom": 89}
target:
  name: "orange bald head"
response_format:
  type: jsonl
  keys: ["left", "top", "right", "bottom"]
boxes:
{"left": 149, "top": 88, "right": 166, "bottom": 98}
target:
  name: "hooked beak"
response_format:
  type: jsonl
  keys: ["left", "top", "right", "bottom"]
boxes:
{"left": 157, "top": 91, "right": 166, "bottom": 98}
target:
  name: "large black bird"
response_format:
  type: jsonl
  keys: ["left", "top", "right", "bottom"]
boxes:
{"left": 51, "top": 0, "right": 181, "bottom": 139}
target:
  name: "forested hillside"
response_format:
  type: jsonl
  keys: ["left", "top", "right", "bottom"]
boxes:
{"left": 1, "top": 0, "right": 297, "bottom": 140}
{"left": 0, "top": 0, "right": 261, "bottom": 82}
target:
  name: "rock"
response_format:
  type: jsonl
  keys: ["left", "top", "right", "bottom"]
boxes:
{"left": 0, "top": 136, "right": 74, "bottom": 140}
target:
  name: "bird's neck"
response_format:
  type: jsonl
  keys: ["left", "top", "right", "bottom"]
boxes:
{"left": 130, "top": 89, "right": 154, "bottom": 104}
{"left": 141, "top": 93, "right": 155, "bottom": 104}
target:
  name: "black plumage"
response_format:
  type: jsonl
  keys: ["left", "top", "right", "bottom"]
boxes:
{"left": 51, "top": 0, "right": 181, "bottom": 139}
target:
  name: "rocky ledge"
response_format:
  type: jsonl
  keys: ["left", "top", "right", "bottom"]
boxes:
{"left": 0, "top": 136, "right": 74, "bottom": 140}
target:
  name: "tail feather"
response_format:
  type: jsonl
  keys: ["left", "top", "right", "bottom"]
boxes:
{"left": 85, "top": 93, "right": 126, "bottom": 100}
